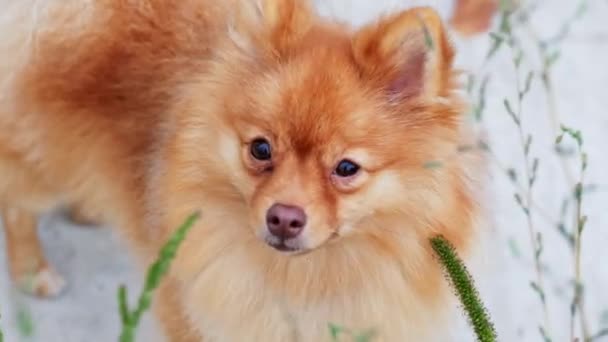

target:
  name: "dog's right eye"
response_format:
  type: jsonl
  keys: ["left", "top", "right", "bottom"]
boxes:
{"left": 250, "top": 138, "right": 272, "bottom": 161}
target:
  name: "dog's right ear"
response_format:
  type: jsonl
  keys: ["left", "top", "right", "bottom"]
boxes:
{"left": 352, "top": 7, "right": 455, "bottom": 101}
{"left": 230, "top": 0, "right": 313, "bottom": 55}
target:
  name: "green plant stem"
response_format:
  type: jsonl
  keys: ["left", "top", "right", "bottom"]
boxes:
{"left": 524, "top": 10, "right": 591, "bottom": 339}
{"left": 484, "top": 145, "right": 556, "bottom": 227}
{"left": 523, "top": 23, "right": 576, "bottom": 186}
{"left": 477, "top": 2, "right": 595, "bottom": 340}
{"left": 557, "top": 127, "right": 590, "bottom": 341}
{"left": 573, "top": 180, "right": 587, "bottom": 341}
{"left": 507, "top": 47, "right": 552, "bottom": 340}
{"left": 518, "top": 97, "right": 551, "bottom": 341}
{"left": 572, "top": 181, "right": 586, "bottom": 341}
{"left": 118, "top": 211, "right": 200, "bottom": 342}
{"left": 430, "top": 236, "right": 497, "bottom": 342}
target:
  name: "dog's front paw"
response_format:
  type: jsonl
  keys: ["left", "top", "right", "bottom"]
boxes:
{"left": 17, "top": 267, "right": 67, "bottom": 298}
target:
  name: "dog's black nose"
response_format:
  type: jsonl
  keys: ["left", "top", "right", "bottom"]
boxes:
{"left": 266, "top": 203, "right": 306, "bottom": 239}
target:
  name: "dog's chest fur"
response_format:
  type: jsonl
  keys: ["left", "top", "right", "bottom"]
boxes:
{"left": 179, "top": 242, "right": 454, "bottom": 342}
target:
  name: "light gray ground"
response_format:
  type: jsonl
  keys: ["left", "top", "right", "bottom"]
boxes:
{"left": 1, "top": 0, "right": 607, "bottom": 341}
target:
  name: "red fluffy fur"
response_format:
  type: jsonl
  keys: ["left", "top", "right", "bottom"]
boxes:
{"left": 0, "top": 0, "right": 485, "bottom": 340}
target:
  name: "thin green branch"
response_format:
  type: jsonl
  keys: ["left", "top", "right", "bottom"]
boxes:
{"left": 557, "top": 125, "right": 589, "bottom": 341}
{"left": 488, "top": 4, "right": 554, "bottom": 338}
{"left": 524, "top": 2, "right": 592, "bottom": 337}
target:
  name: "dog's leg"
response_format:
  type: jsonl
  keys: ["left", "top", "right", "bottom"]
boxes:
{"left": 1, "top": 205, "right": 66, "bottom": 298}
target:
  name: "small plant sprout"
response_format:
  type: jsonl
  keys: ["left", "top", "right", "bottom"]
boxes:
{"left": 0, "top": 313, "right": 4, "bottom": 342}
{"left": 328, "top": 323, "right": 377, "bottom": 342}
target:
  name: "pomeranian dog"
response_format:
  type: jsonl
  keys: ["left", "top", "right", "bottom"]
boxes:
{"left": 0, "top": 0, "right": 487, "bottom": 340}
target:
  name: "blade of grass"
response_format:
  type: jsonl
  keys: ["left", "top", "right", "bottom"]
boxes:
{"left": 118, "top": 285, "right": 129, "bottom": 325}
{"left": 118, "top": 211, "right": 201, "bottom": 342}
{"left": 17, "top": 306, "right": 34, "bottom": 338}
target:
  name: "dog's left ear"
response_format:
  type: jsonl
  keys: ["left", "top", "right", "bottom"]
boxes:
{"left": 352, "top": 7, "right": 455, "bottom": 101}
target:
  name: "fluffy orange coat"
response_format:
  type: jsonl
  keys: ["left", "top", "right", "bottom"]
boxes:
{"left": 0, "top": 0, "right": 485, "bottom": 340}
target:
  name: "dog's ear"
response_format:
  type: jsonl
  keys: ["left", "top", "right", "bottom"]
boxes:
{"left": 260, "top": 0, "right": 313, "bottom": 52}
{"left": 352, "top": 7, "right": 455, "bottom": 101}
{"left": 231, "top": 0, "right": 313, "bottom": 54}
{"left": 258, "top": 0, "right": 311, "bottom": 29}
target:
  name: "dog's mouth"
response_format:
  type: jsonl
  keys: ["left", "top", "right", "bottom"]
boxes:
{"left": 263, "top": 235, "right": 305, "bottom": 254}
{"left": 262, "top": 230, "right": 341, "bottom": 255}
{"left": 266, "top": 239, "right": 300, "bottom": 253}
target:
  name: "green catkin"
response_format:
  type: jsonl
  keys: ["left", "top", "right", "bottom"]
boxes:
{"left": 430, "top": 235, "right": 497, "bottom": 342}
{"left": 118, "top": 211, "right": 201, "bottom": 342}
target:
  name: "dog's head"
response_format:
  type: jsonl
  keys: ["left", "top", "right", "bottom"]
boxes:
{"left": 170, "top": 0, "right": 467, "bottom": 256}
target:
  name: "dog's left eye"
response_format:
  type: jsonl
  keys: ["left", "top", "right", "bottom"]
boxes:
{"left": 334, "top": 159, "right": 360, "bottom": 177}
{"left": 250, "top": 138, "right": 272, "bottom": 161}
